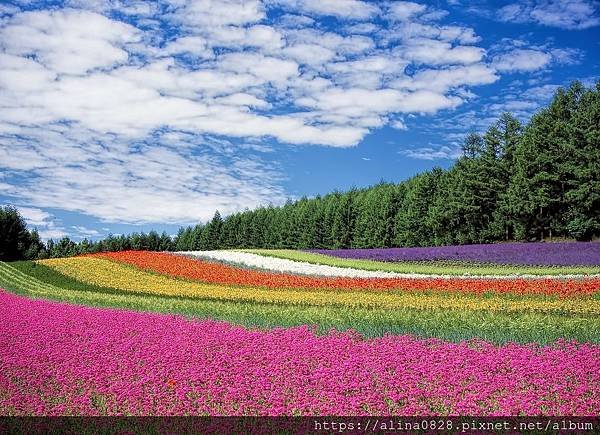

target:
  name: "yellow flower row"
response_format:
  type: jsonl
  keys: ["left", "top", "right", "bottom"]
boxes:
{"left": 40, "top": 257, "right": 600, "bottom": 315}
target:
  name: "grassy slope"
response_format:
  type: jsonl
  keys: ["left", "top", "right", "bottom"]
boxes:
{"left": 1, "top": 261, "right": 598, "bottom": 344}
{"left": 242, "top": 249, "right": 600, "bottom": 276}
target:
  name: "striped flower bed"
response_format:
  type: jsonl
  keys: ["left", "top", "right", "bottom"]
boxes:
{"left": 36, "top": 256, "right": 598, "bottom": 316}
{"left": 0, "top": 261, "right": 594, "bottom": 345}
{"left": 1, "top": 244, "right": 599, "bottom": 416}
{"left": 101, "top": 251, "right": 600, "bottom": 297}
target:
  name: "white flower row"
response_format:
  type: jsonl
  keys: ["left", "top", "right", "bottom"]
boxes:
{"left": 177, "top": 250, "right": 599, "bottom": 280}
{"left": 179, "top": 250, "right": 404, "bottom": 278}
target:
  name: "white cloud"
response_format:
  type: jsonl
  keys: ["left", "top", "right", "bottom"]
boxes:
{"left": 217, "top": 52, "right": 298, "bottom": 84}
{"left": 270, "top": 0, "right": 379, "bottom": 19}
{"left": 65, "top": 0, "right": 159, "bottom": 16}
{"left": 0, "top": 126, "right": 289, "bottom": 224}
{"left": 297, "top": 88, "right": 461, "bottom": 123}
{"left": 391, "top": 118, "right": 407, "bottom": 130}
{"left": 71, "top": 226, "right": 101, "bottom": 237}
{"left": 497, "top": 4, "right": 522, "bottom": 22}
{"left": 497, "top": 0, "right": 600, "bottom": 29}
{"left": 490, "top": 43, "right": 581, "bottom": 73}
{"left": 522, "top": 84, "right": 561, "bottom": 100}
{"left": 37, "top": 228, "right": 70, "bottom": 240}
{"left": 383, "top": 21, "right": 481, "bottom": 44}
{"left": 393, "top": 64, "right": 499, "bottom": 93}
{"left": 401, "top": 90, "right": 463, "bottom": 113}
{"left": 168, "top": 0, "right": 266, "bottom": 27}
{"left": 0, "top": 9, "right": 140, "bottom": 75}
{"left": 550, "top": 48, "right": 583, "bottom": 65}
{"left": 283, "top": 43, "right": 336, "bottom": 65}
{"left": 398, "top": 39, "right": 485, "bottom": 65}
{"left": 344, "top": 22, "right": 378, "bottom": 34}
{"left": 15, "top": 206, "right": 52, "bottom": 227}
{"left": 387, "top": 1, "right": 427, "bottom": 21}
{"left": 0, "top": 4, "right": 20, "bottom": 16}
{"left": 401, "top": 145, "right": 462, "bottom": 160}
{"left": 285, "top": 28, "right": 375, "bottom": 55}
{"left": 198, "top": 24, "right": 284, "bottom": 51}
{"left": 278, "top": 14, "right": 315, "bottom": 28}
{"left": 163, "top": 36, "right": 213, "bottom": 58}
{"left": 492, "top": 49, "right": 552, "bottom": 72}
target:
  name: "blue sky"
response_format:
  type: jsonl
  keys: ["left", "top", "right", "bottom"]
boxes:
{"left": 0, "top": 0, "right": 598, "bottom": 240}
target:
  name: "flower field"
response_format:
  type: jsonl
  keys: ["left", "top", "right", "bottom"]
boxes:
{"left": 1, "top": 243, "right": 599, "bottom": 416}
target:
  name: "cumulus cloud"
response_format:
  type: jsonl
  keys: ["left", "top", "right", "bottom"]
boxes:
{"left": 397, "top": 39, "right": 485, "bottom": 65}
{"left": 497, "top": 0, "right": 600, "bottom": 29}
{"left": 0, "top": 125, "right": 288, "bottom": 224}
{"left": 387, "top": 1, "right": 427, "bottom": 21}
{"left": 491, "top": 44, "right": 583, "bottom": 73}
{"left": 401, "top": 145, "right": 462, "bottom": 160}
{"left": 16, "top": 206, "right": 53, "bottom": 227}
{"left": 168, "top": 0, "right": 266, "bottom": 27}
{"left": 0, "top": 9, "right": 140, "bottom": 75}
{"left": 492, "top": 49, "right": 553, "bottom": 72}
{"left": 269, "top": 0, "right": 379, "bottom": 19}
{"left": 393, "top": 64, "right": 499, "bottom": 93}
{"left": 71, "top": 226, "right": 101, "bottom": 237}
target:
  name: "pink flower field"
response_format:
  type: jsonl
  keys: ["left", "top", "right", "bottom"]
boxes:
{"left": 1, "top": 290, "right": 598, "bottom": 416}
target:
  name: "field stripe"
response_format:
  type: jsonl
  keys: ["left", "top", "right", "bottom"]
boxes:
{"left": 241, "top": 249, "right": 600, "bottom": 277}
{"left": 180, "top": 250, "right": 403, "bottom": 278}
{"left": 38, "top": 256, "right": 600, "bottom": 315}
{"left": 0, "top": 262, "right": 58, "bottom": 292}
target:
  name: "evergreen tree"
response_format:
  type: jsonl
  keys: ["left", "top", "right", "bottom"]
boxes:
{"left": 0, "top": 206, "right": 32, "bottom": 261}
{"left": 24, "top": 228, "right": 46, "bottom": 260}
{"left": 509, "top": 82, "right": 586, "bottom": 240}
{"left": 207, "top": 211, "right": 223, "bottom": 249}
{"left": 395, "top": 170, "right": 441, "bottom": 246}
{"left": 147, "top": 231, "right": 161, "bottom": 251}
{"left": 563, "top": 82, "right": 600, "bottom": 239}
{"left": 159, "top": 231, "right": 173, "bottom": 251}
{"left": 331, "top": 189, "right": 356, "bottom": 248}
{"left": 51, "top": 237, "right": 77, "bottom": 258}
{"left": 493, "top": 113, "right": 523, "bottom": 240}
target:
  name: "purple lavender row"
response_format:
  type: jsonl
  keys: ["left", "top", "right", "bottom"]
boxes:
{"left": 309, "top": 242, "right": 600, "bottom": 266}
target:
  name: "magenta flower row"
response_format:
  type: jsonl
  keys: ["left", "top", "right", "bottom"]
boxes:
{"left": 1, "top": 290, "right": 598, "bottom": 416}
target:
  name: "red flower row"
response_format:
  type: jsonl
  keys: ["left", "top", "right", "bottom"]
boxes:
{"left": 96, "top": 251, "right": 600, "bottom": 297}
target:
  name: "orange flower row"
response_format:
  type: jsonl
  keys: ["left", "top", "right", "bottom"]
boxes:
{"left": 96, "top": 251, "right": 600, "bottom": 297}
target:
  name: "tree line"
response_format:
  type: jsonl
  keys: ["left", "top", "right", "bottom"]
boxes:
{"left": 1, "top": 81, "right": 598, "bottom": 261}
{"left": 0, "top": 206, "right": 175, "bottom": 261}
